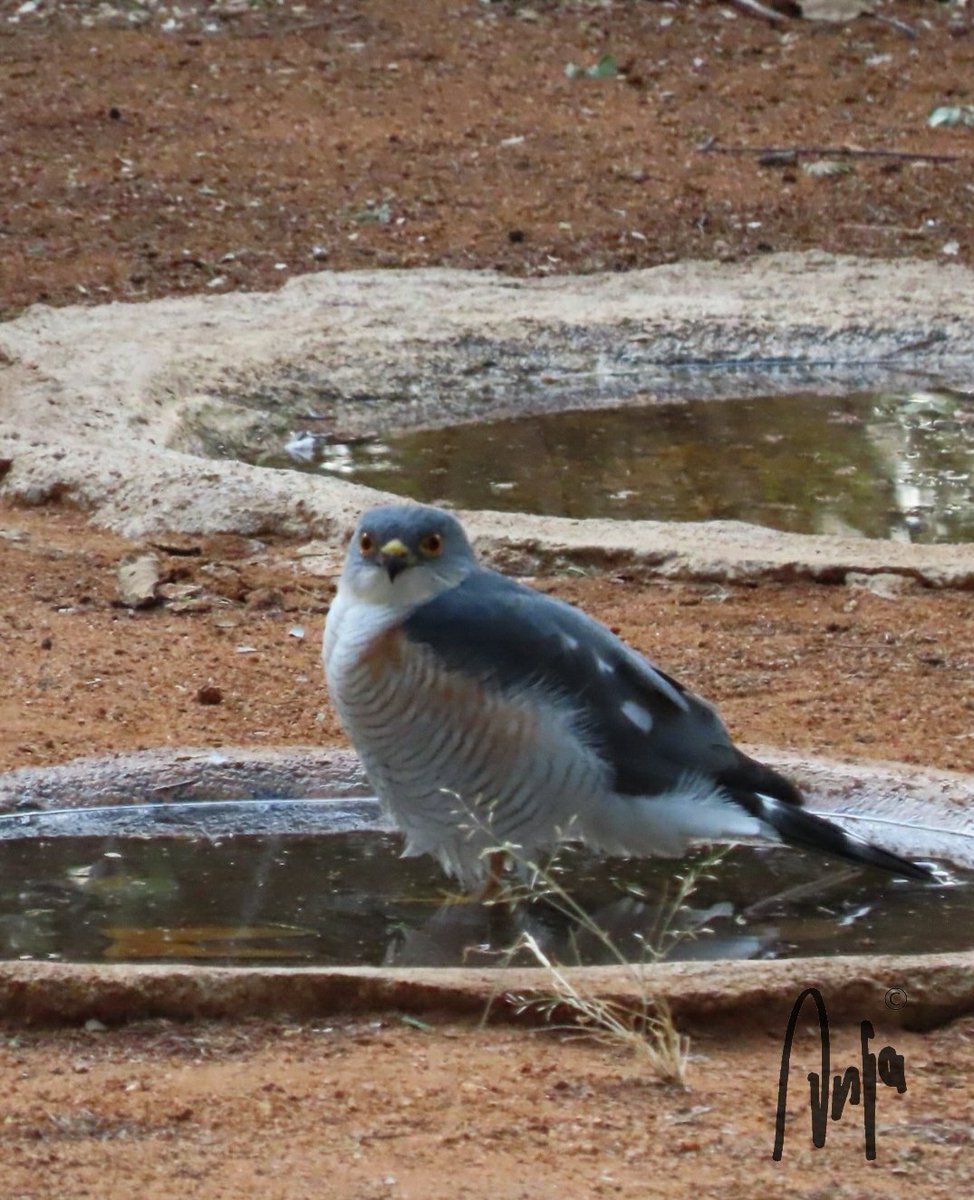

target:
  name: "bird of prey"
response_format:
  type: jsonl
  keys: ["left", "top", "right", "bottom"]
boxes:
{"left": 323, "top": 503, "right": 934, "bottom": 891}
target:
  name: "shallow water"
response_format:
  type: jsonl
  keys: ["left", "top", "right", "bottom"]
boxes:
{"left": 0, "top": 802, "right": 965, "bottom": 967}
{"left": 268, "top": 389, "right": 974, "bottom": 542}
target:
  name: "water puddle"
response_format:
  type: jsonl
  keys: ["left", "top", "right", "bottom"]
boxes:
{"left": 0, "top": 801, "right": 965, "bottom": 968}
{"left": 266, "top": 389, "right": 974, "bottom": 542}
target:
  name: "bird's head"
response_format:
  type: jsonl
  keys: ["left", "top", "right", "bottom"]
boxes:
{"left": 339, "top": 503, "right": 477, "bottom": 606}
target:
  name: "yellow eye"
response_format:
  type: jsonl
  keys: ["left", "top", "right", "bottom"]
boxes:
{"left": 420, "top": 532, "right": 443, "bottom": 557}
{"left": 358, "top": 531, "right": 374, "bottom": 554}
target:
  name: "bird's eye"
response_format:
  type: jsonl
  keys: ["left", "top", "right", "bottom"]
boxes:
{"left": 358, "top": 531, "right": 374, "bottom": 554}
{"left": 420, "top": 532, "right": 443, "bottom": 557}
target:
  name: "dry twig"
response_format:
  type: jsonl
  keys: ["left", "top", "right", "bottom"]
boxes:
{"left": 698, "top": 140, "right": 963, "bottom": 164}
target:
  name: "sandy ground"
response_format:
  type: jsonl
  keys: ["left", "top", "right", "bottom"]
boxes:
{"left": 3, "top": 1016, "right": 974, "bottom": 1200}
{"left": 2, "top": 499, "right": 973, "bottom": 777}
{"left": 2, "top": 1, "right": 974, "bottom": 1195}
{"left": 2, "top": 496, "right": 974, "bottom": 1196}
{"left": 2, "top": 0, "right": 973, "bottom": 315}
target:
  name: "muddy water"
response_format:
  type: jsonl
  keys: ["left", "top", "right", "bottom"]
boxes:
{"left": 0, "top": 802, "right": 963, "bottom": 967}
{"left": 269, "top": 390, "right": 974, "bottom": 543}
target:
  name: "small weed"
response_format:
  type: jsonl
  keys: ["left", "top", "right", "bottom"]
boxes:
{"left": 446, "top": 791, "right": 729, "bottom": 1086}
{"left": 349, "top": 200, "right": 392, "bottom": 225}
{"left": 495, "top": 848, "right": 727, "bottom": 1085}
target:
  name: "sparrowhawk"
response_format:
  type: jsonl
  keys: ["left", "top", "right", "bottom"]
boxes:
{"left": 324, "top": 503, "right": 933, "bottom": 891}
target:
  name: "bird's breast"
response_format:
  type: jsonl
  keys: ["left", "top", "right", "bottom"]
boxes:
{"left": 326, "top": 615, "right": 610, "bottom": 860}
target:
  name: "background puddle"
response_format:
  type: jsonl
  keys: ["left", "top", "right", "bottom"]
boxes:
{"left": 264, "top": 389, "right": 974, "bottom": 542}
{"left": 0, "top": 802, "right": 964, "bottom": 968}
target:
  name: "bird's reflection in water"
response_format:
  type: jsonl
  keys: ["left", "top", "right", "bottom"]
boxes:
{"left": 381, "top": 889, "right": 776, "bottom": 968}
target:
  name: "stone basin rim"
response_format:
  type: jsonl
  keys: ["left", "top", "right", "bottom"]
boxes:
{"left": 1, "top": 953, "right": 971, "bottom": 1033}
{"left": 2, "top": 744, "right": 971, "bottom": 865}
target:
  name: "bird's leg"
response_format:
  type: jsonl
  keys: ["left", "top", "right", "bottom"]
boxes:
{"left": 480, "top": 849, "right": 509, "bottom": 903}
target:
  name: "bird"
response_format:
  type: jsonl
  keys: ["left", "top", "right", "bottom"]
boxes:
{"left": 323, "top": 502, "right": 935, "bottom": 893}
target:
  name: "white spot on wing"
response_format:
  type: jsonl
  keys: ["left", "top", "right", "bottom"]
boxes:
{"left": 561, "top": 633, "right": 580, "bottom": 651}
{"left": 595, "top": 656, "right": 614, "bottom": 675}
{"left": 621, "top": 699, "right": 653, "bottom": 733}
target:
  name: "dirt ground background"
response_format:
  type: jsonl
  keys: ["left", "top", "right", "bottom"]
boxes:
{"left": 1, "top": 0, "right": 973, "bottom": 315}
{"left": 2, "top": 1, "right": 974, "bottom": 1197}
{"left": 1, "top": 500, "right": 973, "bottom": 777}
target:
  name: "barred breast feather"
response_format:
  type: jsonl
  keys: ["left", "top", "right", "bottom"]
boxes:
{"left": 324, "top": 590, "right": 609, "bottom": 886}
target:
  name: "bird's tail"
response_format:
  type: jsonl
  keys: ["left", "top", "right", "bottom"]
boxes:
{"left": 740, "top": 789, "right": 936, "bottom": 882}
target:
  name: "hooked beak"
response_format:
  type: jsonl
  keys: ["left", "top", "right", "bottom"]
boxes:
{"left": 378, "top": 538, "right": 412, "bottom": 581}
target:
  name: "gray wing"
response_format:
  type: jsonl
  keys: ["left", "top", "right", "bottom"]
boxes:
{"left": 403, "top": 568, "right": 936, "bottom": 881}
{"left": 401, "top": 567, "right": 796, "bottom": 804}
